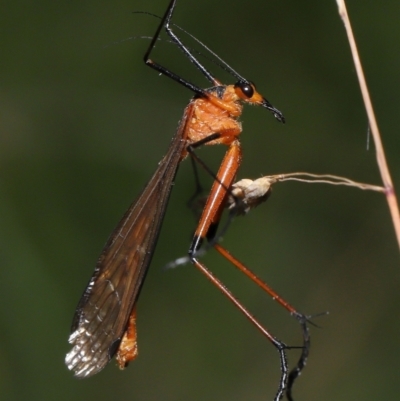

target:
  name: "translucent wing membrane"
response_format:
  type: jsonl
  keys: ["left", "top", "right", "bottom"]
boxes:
{"left": 65, "top": 109, "right": 190, "bottom": 377}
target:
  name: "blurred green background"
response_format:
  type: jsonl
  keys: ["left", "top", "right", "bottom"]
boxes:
{"left": 1, "top": 0, "right": 399, "bottom": 400}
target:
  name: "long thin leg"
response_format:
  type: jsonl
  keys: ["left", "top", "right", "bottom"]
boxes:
{"left": 191, "top": 256, "right": 289, "bottom": 401}
{"left": 184, "top": 132, "right": 312, "bottom": 399}
{"left": 186, "top": 142, "right": 292, "bottom": 399}
{"left": 214, "top": 244, "right": 302, "bottom": 316}
{"left": 189, "top": 141, "right": 242, "bottom": 254}
{"left": 185, "top": 132, "right": 232, "bottom": 219}
{"left": 213, "top": 244, "right": 311, "bottom": 400}
{"left": 143, "top": 0, "right": 216, "bottom": 97}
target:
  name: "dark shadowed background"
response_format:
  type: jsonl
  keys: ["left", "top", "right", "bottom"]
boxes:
{"left": 1, "top": 1, "right": 399, "bottom": 400}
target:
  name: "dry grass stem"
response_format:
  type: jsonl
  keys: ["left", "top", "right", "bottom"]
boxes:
{"left": 272, "top": 173, "right": 385, "bottom": 192}
{"left": 336, "top": 0, "right": 400, "bottom": 249}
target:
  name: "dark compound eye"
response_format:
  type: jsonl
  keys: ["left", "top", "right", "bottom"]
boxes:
{"left": 235, "top": 81, "right": 254, "bottom": 98}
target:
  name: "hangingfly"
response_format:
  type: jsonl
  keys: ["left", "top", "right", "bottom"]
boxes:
{"left": 66, "top": 1, "right": 310, "bottom": 400}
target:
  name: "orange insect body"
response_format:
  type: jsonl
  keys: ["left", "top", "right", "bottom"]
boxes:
{"left": 187, "top": 86, "right": 243, "bottom": 146}
{"left": 116, "top": 308, "right": 138, "bottom": 369}
{"left": 66, "top": 2, "right": 309, "bottom": 400}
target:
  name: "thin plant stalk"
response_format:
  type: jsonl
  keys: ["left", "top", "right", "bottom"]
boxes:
{"left": 336, "top": 0, "right": 400, "bottom": 250}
